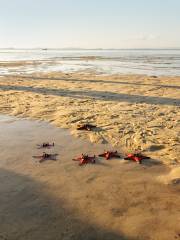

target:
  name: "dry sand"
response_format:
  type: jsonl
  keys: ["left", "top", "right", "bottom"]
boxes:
{"left": 0, "top": 115, "right": 180, "bottom": 240}
{"left": 0, "top": 72, "right": 179, "bottom": 165}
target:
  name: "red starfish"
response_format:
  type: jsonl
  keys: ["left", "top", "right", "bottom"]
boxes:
{"left": 72, "top": 154, "right": 96, "bottom": 166}
{"left": 37, "top": 142, "right": 55, "bottom": 149}
{"left": 77, "top": 124, "right": 96, "bottom": 131}
{"left": 98, "top": 151, "right": 121, "bottom": 160}
{"left": 124, "top": 153, "right": 150, "bottom": 164}
{"left": 33, "top": 152, "right": 58, "bottom": 163}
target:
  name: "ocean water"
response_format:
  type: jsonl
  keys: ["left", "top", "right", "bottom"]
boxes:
{"left": 0, "top": 49, "right": 180, "bottom": 76}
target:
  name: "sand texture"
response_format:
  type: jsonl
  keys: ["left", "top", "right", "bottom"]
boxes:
{"left": 0, "top": 72, "right": 179, "bottom": 165}
{"left": 0, "top": 116, "right": 180, "bottom": 240}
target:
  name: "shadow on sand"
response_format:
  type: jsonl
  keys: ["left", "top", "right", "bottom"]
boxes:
{"left": 2, "top": 74, "right": 180, "bottom": 90}
{"left": 0, "top": 168, "right": 138, "bottom": 240}
{"left": 0, "top": 84, "right": 180, "bottom": 106}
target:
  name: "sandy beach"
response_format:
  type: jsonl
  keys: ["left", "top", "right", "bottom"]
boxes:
{"left": 0, "top": 71, "right": 179, "bottom": 165}
{"left": 1, "top": 0, "right": 180, "bottom": 238}
{"left": 0, "top": 69, "right": 180, "bottom": 240}
{"left": 0, "top": 115, "right": 180, "bottom": 240}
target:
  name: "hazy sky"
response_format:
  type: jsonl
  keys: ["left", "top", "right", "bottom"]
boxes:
{"left": 0, "top": 0, "right": 180, "bottom": 48}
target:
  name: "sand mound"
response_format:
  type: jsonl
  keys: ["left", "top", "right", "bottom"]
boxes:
{"left": 158, "top": 166, "right": 180, "bottom": 185}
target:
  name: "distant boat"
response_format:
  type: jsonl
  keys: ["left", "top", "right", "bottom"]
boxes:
{"left": 42, "top": 48, "right": 48, "bottom": 51}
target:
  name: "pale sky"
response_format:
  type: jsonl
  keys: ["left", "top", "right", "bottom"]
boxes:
{"left": 0, "top": 0, "right": 180, "bottom": 49}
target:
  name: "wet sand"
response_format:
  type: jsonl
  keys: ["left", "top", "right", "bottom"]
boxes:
{"left": 0, "top": 115, "right": 180, "bottom": 240}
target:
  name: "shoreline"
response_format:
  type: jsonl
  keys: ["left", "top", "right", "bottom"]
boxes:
{"left": 1, "top": 71, "right": 180, "bottom": 78}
